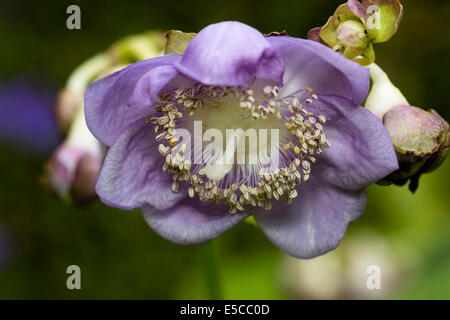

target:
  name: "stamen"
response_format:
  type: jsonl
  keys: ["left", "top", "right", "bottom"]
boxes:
{"left": 147, "top": 83, "right": 330, "bottom": 213}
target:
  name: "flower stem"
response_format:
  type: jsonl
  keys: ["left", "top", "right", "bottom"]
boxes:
{"left": 203, "top": 241, "right": 222, "bottom": 300}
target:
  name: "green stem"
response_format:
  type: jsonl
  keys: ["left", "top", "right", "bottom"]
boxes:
{"left": 203, "top": 241, "right": 222, "bottom": 300}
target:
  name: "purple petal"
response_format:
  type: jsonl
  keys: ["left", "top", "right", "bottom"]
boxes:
{"left": 175, "top": 21, "right": 284, "bottom": 88}
{"left": 128, "top": 65, "right": 179, "bottom": 108}
{"left": 255, "top": 175, "right": 367, "bottom": 259}
{"left": 85, "top": 55, "right": 181, "bottom": 147}
{"left": 142, "top": 199, "right": 250, "bottom": 245}
{"left": 96, "top": 120, "right": 185, "bottom": 211}
{"left": 312, "top": 94, "right": 399, "bottom": 191}
{"left": 46, "top": 144, "right": 88, "bottom": 197}
{"left": 267, "top": 36, "right": 369, "bottom": 106}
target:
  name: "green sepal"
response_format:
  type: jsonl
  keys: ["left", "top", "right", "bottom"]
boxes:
{"left": 164, "top": 30, "right": 197, "bottom": 55}
{"left": 363, "top": 0, "right": 403, "bottom": 43}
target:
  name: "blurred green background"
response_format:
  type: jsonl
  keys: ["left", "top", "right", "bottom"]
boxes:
{"left": 0, "top": 0, "right": 449, "bottom": 299}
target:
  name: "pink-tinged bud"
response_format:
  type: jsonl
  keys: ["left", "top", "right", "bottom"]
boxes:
{"left": 364, "top": 63, "right": 449, "bottom": 192}
{"left": 46, "top": 144, "right": 87, "bottom": 198}
{"left": 71, "top": 152, "right": 103, "bottom": 204}
{"left": 379, "top": 105, "right": 449, "bottom": 192}
{"left": 45, "top": 102, "right": 104, "bottom": 203}
{"left": 385, "top": 106, "right": 445, "bottom": 157}
{"left": 306, "top": 27, "right": 327, "bottom": 46}
{"left": 426, "top": 110, "right": 450, "bottom": 172}
{"left": 336, "top": 20, "right": 369, "bottom": 59}
{"left": 45, "top": 143, "right": 104, "bottom": 203}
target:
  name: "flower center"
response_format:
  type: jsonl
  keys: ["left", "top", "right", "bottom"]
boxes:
{"left": 147, "top": 84, "right": 330, "bottom": 213}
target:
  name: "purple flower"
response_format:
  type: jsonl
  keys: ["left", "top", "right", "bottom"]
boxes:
{"left": 85, "top": 22, "right": 398, "bottom": 258}
{"left": 0, "top": 79, "right": 61, "bottom": 156}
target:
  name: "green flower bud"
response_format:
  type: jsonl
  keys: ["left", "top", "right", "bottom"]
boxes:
{"left": 109, "top": 31, "right": 166, "bottom": 64}
{"left": 164, "top": 30, "right": 196, "bottom": 55}
{"left": 362, "top": 0, "right": 403, "bottom": 44}
{"left": 55, "top": 54, "right": 112, "bottom": 131}
{"left": 308, "top": 0, "right": 403, "bottom": 66}
{"left": 56, "top": 31, "right": 166, "bottom": 132}
{"left": 317, "top": 1, "right": 376, "bottom": 65}
{"left": 319, "top": 3, "right": 363, "bottom": 49}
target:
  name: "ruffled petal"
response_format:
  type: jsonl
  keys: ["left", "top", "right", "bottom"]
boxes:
{"left": 142, "top": 199, "right": 250, "bottom": 245}
{"left": 96, "top": 120, "right": 185, "bottom": 211}
{"left": 85, "top": 55, "right": 181, "bottom": 146}
{"left": 176, "top": 21, "right": 284, "bottom": 88}
{"left": 267, "top": 36, "right": 369, "bottom": 106}
{"left": 128, "top": 65, "right": 179, "bottom": 108}
{"left": 311, "top": 94, "right": 398, "bottom": 191}
{"left": 255, "top": 175, "right": 367, "bottom": 259}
